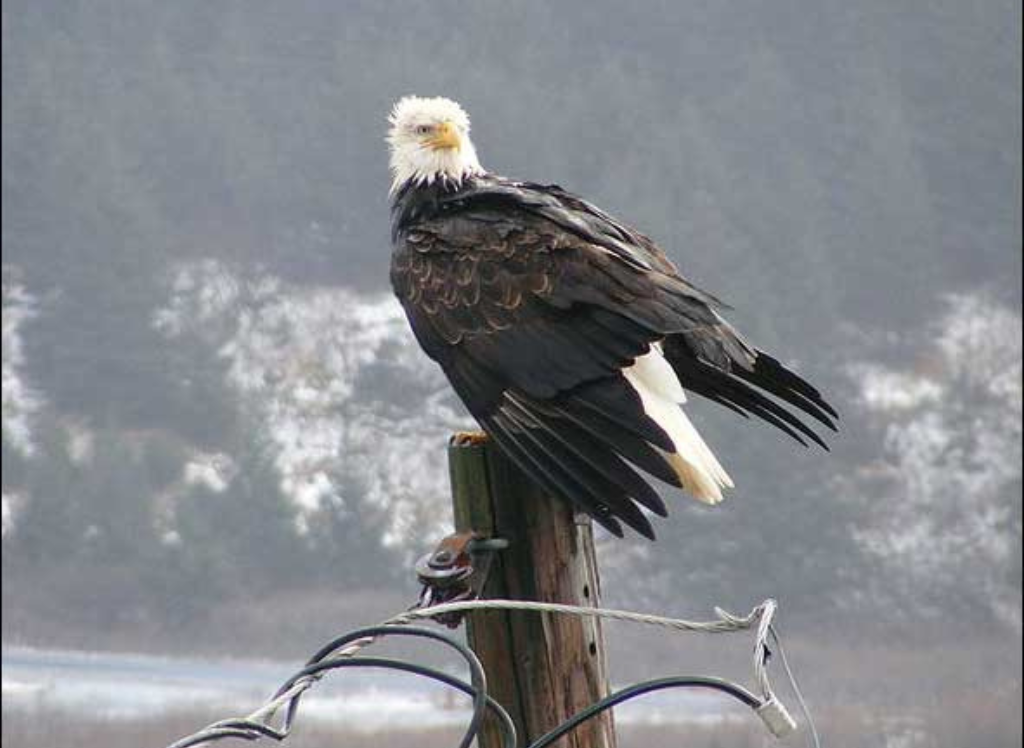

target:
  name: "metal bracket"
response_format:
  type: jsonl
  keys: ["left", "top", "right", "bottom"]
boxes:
{"left": 414, "top": 531, "right": 509, "bottom": 628}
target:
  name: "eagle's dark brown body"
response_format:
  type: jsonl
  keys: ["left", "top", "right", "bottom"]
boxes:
{"left": 391, "top": 174, "right": 836, "bottom": 538}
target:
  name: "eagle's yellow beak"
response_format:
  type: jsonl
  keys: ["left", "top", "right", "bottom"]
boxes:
{"left": 428, "top": 120, "right": 462, "bottom": 151}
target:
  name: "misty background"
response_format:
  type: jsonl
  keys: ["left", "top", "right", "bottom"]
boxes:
{"left": 2, "top": 1, "right": 1021, "bottom": 747}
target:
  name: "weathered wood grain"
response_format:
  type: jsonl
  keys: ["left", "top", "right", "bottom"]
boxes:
{"left": 449, "top": 435, "right": 616, "bottom": 748}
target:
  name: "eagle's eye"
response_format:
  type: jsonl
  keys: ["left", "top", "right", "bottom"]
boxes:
{"left": 415, "top": 124, "right": 432, "bottom": 136}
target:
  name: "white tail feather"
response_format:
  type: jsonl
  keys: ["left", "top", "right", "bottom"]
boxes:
{"left": 623, "top": 346, "right": 734, "bottom": 504}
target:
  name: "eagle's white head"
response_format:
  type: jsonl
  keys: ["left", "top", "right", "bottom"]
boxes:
{"left": 387, "top": 96, "right": 484, "bottom": 194}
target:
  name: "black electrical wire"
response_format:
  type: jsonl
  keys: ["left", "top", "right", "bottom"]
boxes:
{"left": 272, "top": 625, "right": 492, "bottom": 748}
{"left": 530, "top": 675, "right": 762, "bottom": 748}
{"left": 166, "top": 649, "right": 519, "bottom": 748}
{"left": 277, "top": 655, "right": 763, "bottom": 748}
{"left": 282, "top": 656, "right": 517, "bottom": 748}
{"left": 166, "top": 622, "right": 788, "bottom": 748}
{"left": 199, "top": 721, "right": 285, "bottom": 741}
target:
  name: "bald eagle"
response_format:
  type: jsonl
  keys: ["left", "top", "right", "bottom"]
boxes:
{"left": 388, "top": 96, "right": 836, "bottom": 539}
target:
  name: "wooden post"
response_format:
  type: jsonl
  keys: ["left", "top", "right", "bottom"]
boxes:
{"left": 448, "top": 435, "right": 617, "bottom": 748}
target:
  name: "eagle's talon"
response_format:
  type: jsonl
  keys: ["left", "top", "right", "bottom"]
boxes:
{"left": 452, "top": 430, "right": 490, "bottom": 447}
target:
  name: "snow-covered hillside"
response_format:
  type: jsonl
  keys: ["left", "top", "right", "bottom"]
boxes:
{"left": 848, "top": 294, "right": 1022, "bottom": 628}
{"left": 153, "top": 259, "right": 466, "bottom": 546}
{"left": 2, "top": 256, "right": 1021, "bottom": 630}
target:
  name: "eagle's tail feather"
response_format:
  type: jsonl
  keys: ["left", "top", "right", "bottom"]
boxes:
{"left": 623, "top": 346, "right": 733, "bottom": 505}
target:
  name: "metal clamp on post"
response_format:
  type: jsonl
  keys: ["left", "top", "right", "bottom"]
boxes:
{"left": 414, "top": 531, "right": 509, "bottom": 627}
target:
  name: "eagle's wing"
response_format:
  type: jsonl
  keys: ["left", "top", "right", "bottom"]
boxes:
{"left": 531, "top": 182, "right": 840, "bottom": 446}
{"left": 391, "top": 179, "right": 835, "bottom": 538}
